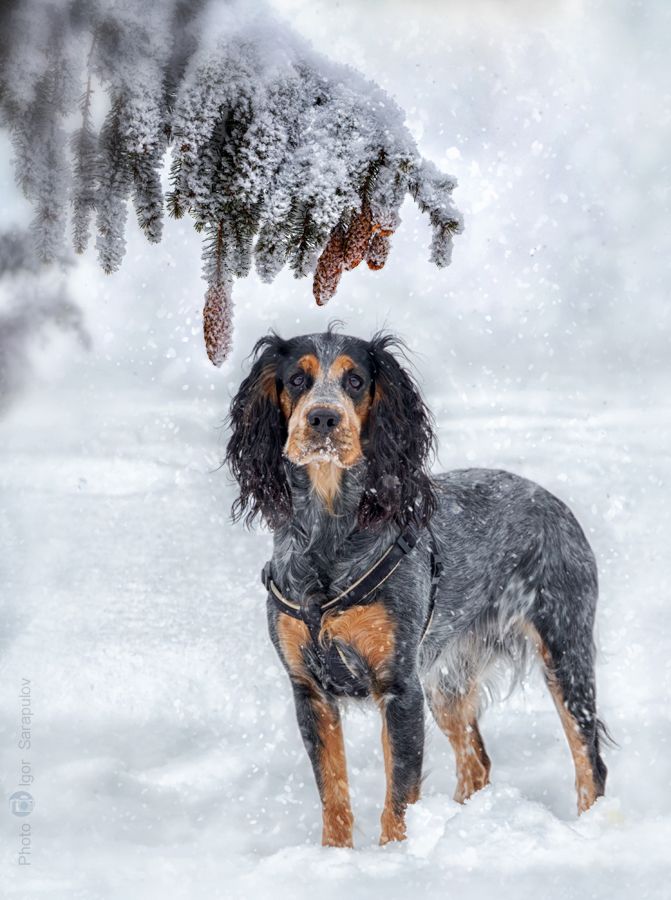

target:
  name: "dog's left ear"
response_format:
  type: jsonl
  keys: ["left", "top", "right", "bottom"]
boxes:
{"left": 225, "top": 334, "right": 290, "bottom": 529}
{"left": 359, "top": 333, "right": 436, "bottom": 529}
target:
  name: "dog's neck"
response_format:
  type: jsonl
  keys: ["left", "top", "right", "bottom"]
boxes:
{"left": 272, "top": 461, "right": 393, "bottom": 600}
{"left": 305, "top": 461, "right": 343, "bottom": 514}
{"left": 288, "top": 461, "right": 364, "bottom": 535}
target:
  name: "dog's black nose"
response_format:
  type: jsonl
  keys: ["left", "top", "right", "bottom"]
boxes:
{"left": 308, "top": 407, "right": 341, "bottom": 434}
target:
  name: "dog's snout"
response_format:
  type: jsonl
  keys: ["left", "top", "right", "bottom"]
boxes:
{"left": 308, "top": 407, "right": 341, "bottom": 435}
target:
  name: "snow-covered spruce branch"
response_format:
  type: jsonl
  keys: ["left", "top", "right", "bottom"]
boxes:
{"left": 0, "top": 0, "right": 463, "bottom": 365}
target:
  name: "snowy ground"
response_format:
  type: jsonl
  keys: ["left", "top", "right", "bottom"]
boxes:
{"left": 1, "top": 379, "right": 670, "bottom": 899}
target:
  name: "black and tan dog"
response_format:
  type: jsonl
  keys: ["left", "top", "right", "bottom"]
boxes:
{"left": 226, "top": 328, "right": 608, "bottom": 848}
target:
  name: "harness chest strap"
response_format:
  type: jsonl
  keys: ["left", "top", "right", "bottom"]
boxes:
{"left": 261, "top": 522, "right": 442, "bottom": 640}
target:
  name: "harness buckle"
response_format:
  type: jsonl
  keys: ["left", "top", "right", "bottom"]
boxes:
{"left": 396, "top": 525, "right": 418, "bottom": 556}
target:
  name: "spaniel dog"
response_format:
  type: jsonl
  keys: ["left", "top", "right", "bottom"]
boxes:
{"left": 226, "top": 328, "right": 608, "bottom": 848}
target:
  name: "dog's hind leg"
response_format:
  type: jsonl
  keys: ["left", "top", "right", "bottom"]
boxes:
{"left": 524, "top": 621, "right": 608, "bottom": 814}
{"left": 427, "top": 679, "right": 491, "bottom": 804}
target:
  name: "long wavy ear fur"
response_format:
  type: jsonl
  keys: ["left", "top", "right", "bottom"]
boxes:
{"left": 359, "top": 333, "right": 436, "bottom": 528}
{"left": 225, "top": 334, "right": 290, "bottom": 529}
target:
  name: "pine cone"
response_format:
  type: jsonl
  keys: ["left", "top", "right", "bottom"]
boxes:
{"left": 371, "top": 224, "right": 395, "bottom": 237}
{"left": 366, "top": 232, "right": 391, "bottom": 270}
{"left": 313, "top": 228, "right": 345, "bottom": 306}
{"left": 343, "top": 205, "right": 372, "bottom": 270}
{"left": 203, "top": 281, "right": 233, "bottom": 366}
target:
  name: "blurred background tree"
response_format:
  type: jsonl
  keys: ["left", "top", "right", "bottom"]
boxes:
{"left": 0, "top": 231, "right": 89, "bottom": 413}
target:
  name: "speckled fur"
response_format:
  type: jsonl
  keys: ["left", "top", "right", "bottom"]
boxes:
{"left": 227, "top": 330, "right": 609, "bottom": 846}
{"left": 269, "top": 465, "right": 601, "bottom": 711}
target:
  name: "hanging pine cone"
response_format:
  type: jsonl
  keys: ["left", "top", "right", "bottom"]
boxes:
{"left": 366, "top": 231, "right": 391, "bottom": 270}
{"left": 203, "top": 281, "right": 233, "bottom": 366}
{"left": 313, "top": 228, "right": 345, "bottom": 306}
{"left": 343, "top": 205, "right": 372, "bottom": 270}
{"left": 370, "top": 223, "right": 396, "bottom": 236}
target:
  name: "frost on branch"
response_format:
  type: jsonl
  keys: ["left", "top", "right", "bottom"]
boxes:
{"left": 0, "top": 0, "right": 463, "bottom": 365}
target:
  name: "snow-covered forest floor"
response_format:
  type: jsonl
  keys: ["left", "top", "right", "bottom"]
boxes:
{"left": 1, "top": 380, "right": 670, "bottom": 899}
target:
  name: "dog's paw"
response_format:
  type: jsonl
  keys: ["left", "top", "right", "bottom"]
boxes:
{"left": 379, "top": 808, "right": 407, "bottom": 845}
{"left": 322, "top": 808, "right": 354, "bottom": 848}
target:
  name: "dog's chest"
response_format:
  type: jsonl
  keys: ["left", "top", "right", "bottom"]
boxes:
{"left": 272, "top": 531, "right": 398, "bottom": 695}
{"left": 275, "top": 602, "right": 396, "bottom": 698}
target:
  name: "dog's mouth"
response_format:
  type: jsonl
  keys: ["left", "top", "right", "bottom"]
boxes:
{"left": 284, "top": 431, "right": 363, "bottom": 469}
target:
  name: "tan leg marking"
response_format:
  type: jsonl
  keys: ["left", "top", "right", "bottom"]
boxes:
{"left": 323, "top": 604, "right": 398, "bottom": 842}
{"left": 314, "top": 696, "right": 354, "bottom": 847}
{"left": 276, "top": 614, "right": 353, "bottom": 846}
{"left": 524, "top": 623, "right": 600, "bottom": 814}
{"left": 276, "top": 614, "right": 311, "bottom": 682}
{"left": 429, "top": 683, "right": 491, "bottom": 804}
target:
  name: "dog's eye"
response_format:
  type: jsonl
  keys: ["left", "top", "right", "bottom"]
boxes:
{"left": 347, "top": 373, "right": 363, "bottom": 390}
{"left": 289, "top": 372, "right": 305, "bottom": 388}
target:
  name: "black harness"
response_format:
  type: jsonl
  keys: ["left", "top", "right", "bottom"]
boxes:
{"left": 261, "top": 523, "right": 442, "bottom": 696}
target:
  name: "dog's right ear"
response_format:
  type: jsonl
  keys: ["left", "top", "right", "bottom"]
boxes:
{"left": 225, "top": 334, "right": 290, "bottom": 529}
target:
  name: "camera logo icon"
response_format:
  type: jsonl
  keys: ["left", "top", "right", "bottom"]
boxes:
{"left": 9, "top": 791, "right": 34, "bottom": 817}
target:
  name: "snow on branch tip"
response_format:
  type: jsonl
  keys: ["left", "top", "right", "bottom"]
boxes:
{"left": 0, "top": 0, "right": 463, "bottom": 365}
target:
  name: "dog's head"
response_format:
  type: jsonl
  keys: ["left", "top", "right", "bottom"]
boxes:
{"left": 226, "top": 328, "right": 436, "bottom": 529}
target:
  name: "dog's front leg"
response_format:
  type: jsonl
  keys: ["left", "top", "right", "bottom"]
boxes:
{"left": 291, "top": 680, "right": 354, "bottom": 848}
{"left": 379, "top": 677, "right": 424, "bottom": 844}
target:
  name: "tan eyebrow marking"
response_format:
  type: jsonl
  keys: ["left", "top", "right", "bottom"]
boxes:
{"left": 296, "top": 353, "right": 321, "bottom": 379}
{"left": 328, "top": 354, "right": 356, "bottom": 380}
{"left": 327, "top": 354, "right": 372, "bottom": 428}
